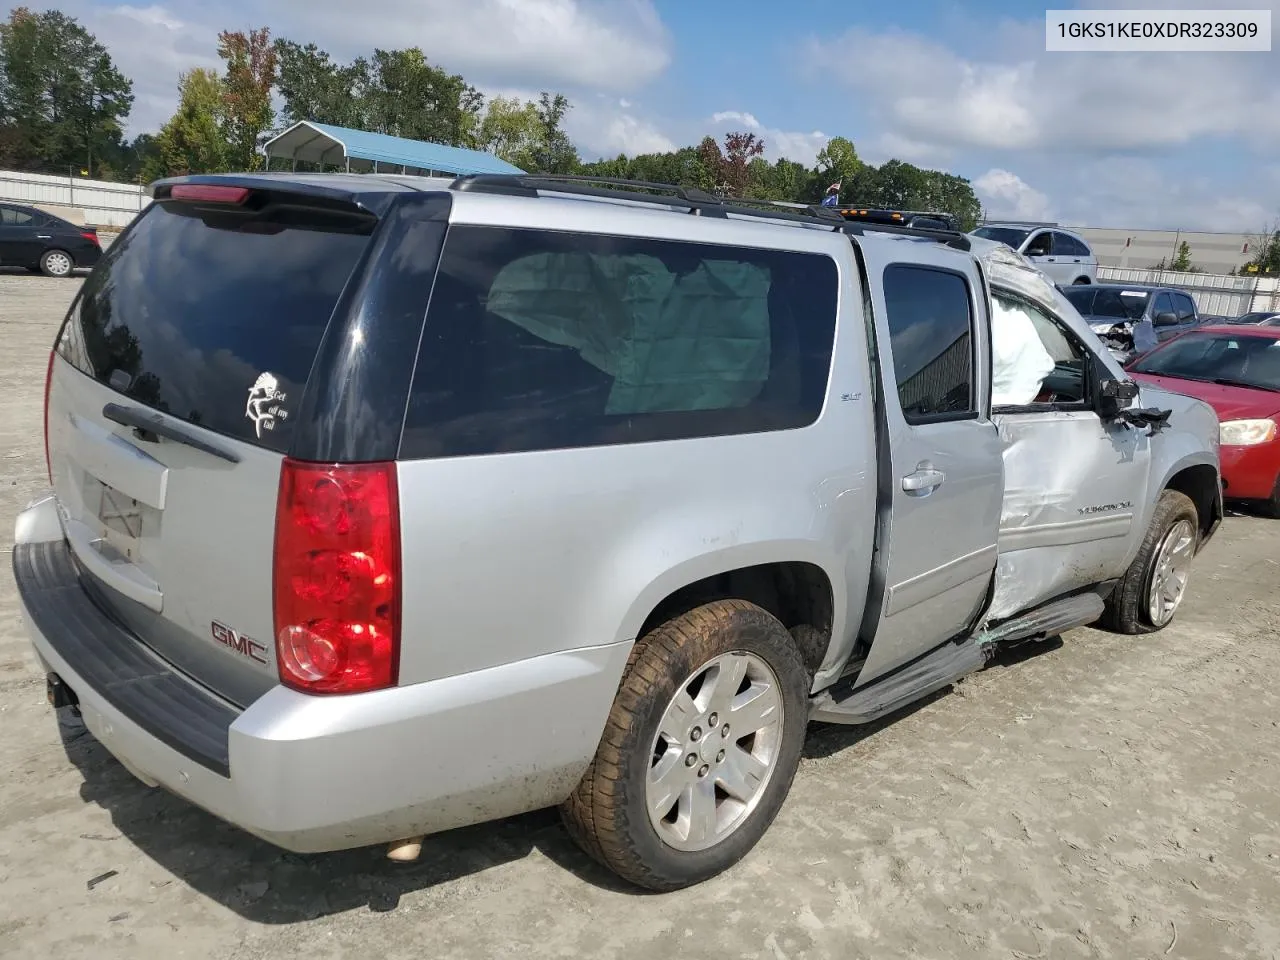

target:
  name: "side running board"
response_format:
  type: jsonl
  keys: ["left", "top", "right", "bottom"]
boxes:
{"left": 809, "top": 591, "right": 1106, "bottom": 726}
{"left": 810, "top": 638, "right": 986, "bottom": 725}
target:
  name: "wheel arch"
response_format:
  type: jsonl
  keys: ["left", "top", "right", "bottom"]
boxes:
{"left": 1163, "top": 461, "right": 1222, "bottom": 543}
{"left": 625, "top": 552, "right": 843, "bottom": 682}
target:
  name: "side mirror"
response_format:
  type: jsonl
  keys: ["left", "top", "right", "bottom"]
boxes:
{"left": 1154, "top": 311, "right": 1178, "bottom": 327}
{"left": 1097, "top": 376, "right": 1139, "bottom": 418}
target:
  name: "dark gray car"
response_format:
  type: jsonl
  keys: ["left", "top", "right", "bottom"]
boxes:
{"left": 1063, "top": 283, "right": 1201, "bottom": 362}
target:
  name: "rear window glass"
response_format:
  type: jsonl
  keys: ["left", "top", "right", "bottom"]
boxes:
{"left": 57, "top": 199, "right": 372, "bottom": 453}
{"left": 400, "top": 226, "right": 839, "bottom": 458}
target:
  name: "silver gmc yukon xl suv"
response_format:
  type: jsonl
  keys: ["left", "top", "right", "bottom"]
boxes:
{"left": 13, "top": 173, "right": 1222, "bottom": 892}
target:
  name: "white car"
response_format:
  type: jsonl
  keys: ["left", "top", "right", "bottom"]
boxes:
{"left": 971, "top": 223, "right": 1098, "bottom": 287}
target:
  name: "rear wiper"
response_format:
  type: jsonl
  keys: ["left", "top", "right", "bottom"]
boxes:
{"left": 103, "top": 402, "right": 241, "bottom": 463}
{"left": 1211, "top": 377, "right": 1280, "bottom": 393}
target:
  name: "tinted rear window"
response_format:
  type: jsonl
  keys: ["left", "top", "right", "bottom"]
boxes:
{"left": 400, "top": 226, "right": 839, "bottom": 458}
{"left": 57, "top": 199, "right": 373, "bottom": 453}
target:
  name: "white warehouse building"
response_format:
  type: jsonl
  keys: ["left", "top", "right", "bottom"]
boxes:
{"left": 1074, "top": 226, "right": 1259, "bottom": 276}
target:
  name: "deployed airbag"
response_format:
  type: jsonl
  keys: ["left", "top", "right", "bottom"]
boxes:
{"left": 486, "top": 252, "right": 772, "bottom": 415}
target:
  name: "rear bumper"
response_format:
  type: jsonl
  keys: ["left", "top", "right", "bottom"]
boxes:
{"left": 73, "top": 242, "right": 102, "bottom": 268}
{"left": 14, "top": 498, "right": 631, "bottom": 853}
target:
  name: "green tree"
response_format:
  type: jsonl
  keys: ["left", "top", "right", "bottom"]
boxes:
{"left": 811, "top": 135, "right": 862, "bottom": 201}
{"left": 1171, "top": 239, "right": 1194, "bottom": 272}
{"left": 533, "top": 91, "right": 578, "bottom": 173}
{"left": 0, "top": 7, "right": 133, "bottom": 175}
{"left": 274, "top": 39, "right": 371, "bottom": 130}
{"left": 362, "top": 48, "right": 484, "bottom": 147}
{"left": 764, "top": 158, "right": 811, "bottom": 202}
{"left": 143, "top": 69, "right": 227, "bottom": 180}
{"left": 121, "top": 133, "right": 160, "bottom": 181}
{"left": 218, "top": 27, "right": 276, "bottom": 170}
{"left": 478, "top": 96, "right": 543, "bottom": 169}
{"left": 1245, "top": 227, "right": 1280, "bottom": 275}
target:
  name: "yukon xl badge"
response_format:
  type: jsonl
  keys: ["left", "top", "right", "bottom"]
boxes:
{"left": 245, "top": 372, "right": 288, "bottom": 438}
{"left": 211, "top": 620, "right": 269, "bottom": 665}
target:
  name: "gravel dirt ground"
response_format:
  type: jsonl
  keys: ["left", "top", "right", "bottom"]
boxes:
{"left": 2, "top": 270, "right": 1278, "bottom": 960}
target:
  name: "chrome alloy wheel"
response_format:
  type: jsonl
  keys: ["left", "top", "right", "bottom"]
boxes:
{"left": 1147, "top": 518, "right": 1195, "bottom": 627}
{"left": 646, "top": 651, "right": 784, "bottom": 853}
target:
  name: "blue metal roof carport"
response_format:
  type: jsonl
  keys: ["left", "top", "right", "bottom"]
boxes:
{"left": 263, "top": 121, "right": 525, "bottom": 177}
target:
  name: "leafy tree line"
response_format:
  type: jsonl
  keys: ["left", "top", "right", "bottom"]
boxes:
{"left": 0, "top": 7, "right": 133, "bottom": 177}
{"left": 581, "top": 133, "right": 984, "bottom": 229}
{"left": 0, "top": 6, "right": 984, "bottom": 227}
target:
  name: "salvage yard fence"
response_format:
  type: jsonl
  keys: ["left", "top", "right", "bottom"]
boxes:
{"left": 0, "top": 169, "right": 145, "bottom": 228}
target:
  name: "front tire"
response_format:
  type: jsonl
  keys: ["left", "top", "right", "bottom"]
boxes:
{"left": 1100, "top": 490, "right": 1198, "bottom": 634}
{"left": 1072, "top": 276, "right": 1092, "bottom": 285}
{"left": 39, "top": 249, "right": 74, "bottom": 278}
{"left": 561, "top": 599, "right": 809, "bottom": 891}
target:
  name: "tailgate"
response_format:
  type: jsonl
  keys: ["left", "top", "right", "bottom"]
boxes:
{"left": 45, "top": 186, "right": 376, "bottom": 706}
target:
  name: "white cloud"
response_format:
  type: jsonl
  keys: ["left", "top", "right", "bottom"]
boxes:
{"left": 974, "top": 168, "right": 1053, "bottom": 222}
{"left": 594, "top": 113, "right": 676, "bottom": 155}
{"left": 273, "top": 0, "right": 671, "bottom": 93}
{"left": 70, "top": 0, "right": 672, "bottom": 136}
{"left": 862, "top": 132, "right": 953, "bottom": 168}
{"left": 67, "top": 2, "right": 221, "bottom": 134}
{"left": 807, "top": 14, "right": 1280, "bottom": 156}
{"left": 485, "top": 87, "right": 676, "bottom": 158}
{"left": 709, "top": 111, "right": 828, "bottom": 166}
{"left": 1059, "top": 157, "right": 1278, "bottom": 232}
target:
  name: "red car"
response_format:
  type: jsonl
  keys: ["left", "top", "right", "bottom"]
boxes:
{"left": 1128, "top": 324, "right": 1280, "bottom": 516}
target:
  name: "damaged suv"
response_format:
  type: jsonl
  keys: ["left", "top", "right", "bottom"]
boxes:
{"left": 14, "top": 173, "right": 1222, "bottom": 892}
{"left": 1065, "top": 282, "right": 1203, "bottom": 363}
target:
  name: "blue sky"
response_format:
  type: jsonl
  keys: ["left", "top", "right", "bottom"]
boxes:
{"left": 58, "top": 0, "right": 1280, "bottom": 232}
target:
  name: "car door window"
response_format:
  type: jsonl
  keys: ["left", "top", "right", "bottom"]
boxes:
{"left": 881, "top": 265, "right": 975, "bottom": 422}
{"left": 1175, "top": 294, "right": 1197, "bottom": 321}
{"left": 1024, "top": 232, "right": 1052, "bottom": 257}
{"left": 0, "top": 207, "right": 34, "bottom": 226}
{"left": 1153, "top": 292, "right": 1174, "bottom": 319}
{"left": 991, "top": 292, "right": 1090, "bottom": 408}
{"left": 1054, "top": 233, "right": 1090, "bottom": 258}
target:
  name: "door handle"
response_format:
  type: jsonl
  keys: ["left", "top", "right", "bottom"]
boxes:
{"left": 36, "top": 234, "right": 51, "bottom": 239}
{"left": 1045, "top": 257, "right": 1057, "bottom": 262}
{"left": 902, "top": 467, "right": 946, "bottom": 493}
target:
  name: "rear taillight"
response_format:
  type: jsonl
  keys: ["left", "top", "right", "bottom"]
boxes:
{"left": 273, "top": 459, "right": 401, "bottom": 694}
{"left": 43, "top": 349, "right": 55, "bottom": 484}
{"left": 80, "top": 231, "right": 99, "bottom": 245}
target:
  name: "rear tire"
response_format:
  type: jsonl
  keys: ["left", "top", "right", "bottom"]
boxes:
{"left": 1072, "top": 276, "right": 1091, "bottom": 285}
{"left": 1100, "top": 490, "right": 1199, "bottom": 634}
{"left": 561, "top": 600, "right": 809, "bottom": 891}
{"left": 39, "top": 249, "right": 74, "bottom": 278}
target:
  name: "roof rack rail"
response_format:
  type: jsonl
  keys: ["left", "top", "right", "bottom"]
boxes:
{"left": 450, "top": 173, "right": 971, "bottom": 251}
